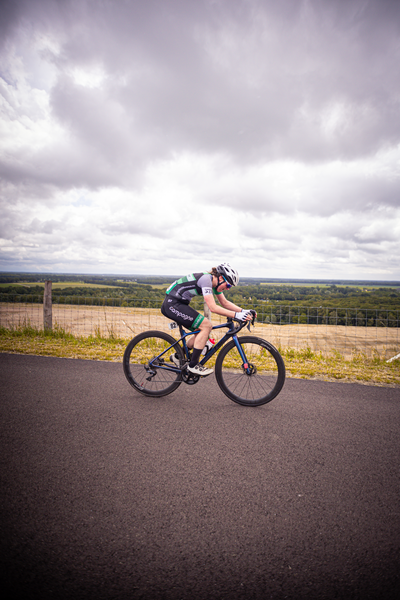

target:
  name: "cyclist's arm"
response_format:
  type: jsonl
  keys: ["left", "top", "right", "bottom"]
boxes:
{"left": 204, "top": 292, "right": 241, "bottom": 318}
{"left": 215, "top": 292, "right": 243, "bottom": 313}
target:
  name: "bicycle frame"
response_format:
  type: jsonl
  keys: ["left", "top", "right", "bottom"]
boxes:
{"left": 149, "top": 319, "right": 251, "bottom": 375}
{"left": 123, "top": 313, "right": 285, "bottom": 405}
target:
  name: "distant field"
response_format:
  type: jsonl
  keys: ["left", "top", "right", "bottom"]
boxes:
{"left": 2, "top": 280, "right": 399, "bottom": 292}
{"left": 1, "top": 302, "right": 399, "bottom": 360}
{"left": 0, "top": 281, "right": 171, "bottom": 290}
{"left": 0, "top": 282, "right": 127, "bottom": 290}
{"left": 259, "top": 282, "right": 400, "bottom": 290}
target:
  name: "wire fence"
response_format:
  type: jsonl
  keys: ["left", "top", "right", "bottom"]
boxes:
{"left": 1, "top": 294, "right": 400, "bottom": 360}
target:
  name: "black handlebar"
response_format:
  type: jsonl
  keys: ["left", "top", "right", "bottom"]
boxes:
{"left": 227, "top": 311, "right": 256, "bottom": 334}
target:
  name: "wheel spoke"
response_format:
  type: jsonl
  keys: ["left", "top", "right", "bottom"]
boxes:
{"left": 123, "top": 331, "right": 183, "bottom": 397}
{"left": 215, "top": 337, "right": 285, "bottom": 406}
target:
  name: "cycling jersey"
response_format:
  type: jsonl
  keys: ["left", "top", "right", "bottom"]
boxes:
{"left": 165, "top": 272, "right": 222, "bottom": 304}
{"left": 162, "top": 272, "right": 222, "bottom": 331}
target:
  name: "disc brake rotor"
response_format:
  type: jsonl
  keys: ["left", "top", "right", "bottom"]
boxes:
{"left": 243, "top": 363, "right": 257, "bottom": 375}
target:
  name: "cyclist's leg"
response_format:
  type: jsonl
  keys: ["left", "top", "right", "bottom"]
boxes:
{"left": 189, "top": 319, "right": 212, "bottom": 350}
{"left": 187, "top": 318, "right": 213, "bottom": 373}
{"left": 161, "top": 297, "right": 212, "bottom": 374}
{"left": 162, "top": 297, "right": 210, "bottom": 344}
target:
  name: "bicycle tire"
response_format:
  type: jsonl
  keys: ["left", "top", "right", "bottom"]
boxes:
{"left": 123, "top": 330, "right": 184, "bottom": 397}
{"left": 215, "top": 336, "right": 285, "bottom": 406}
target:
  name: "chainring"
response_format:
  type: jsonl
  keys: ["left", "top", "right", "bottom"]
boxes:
{"left": 181, "top": 368, "right": 200, "bottom": 385}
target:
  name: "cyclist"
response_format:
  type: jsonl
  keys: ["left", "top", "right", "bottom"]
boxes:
{"left": 161, "top": 263, "right": 254, "bottom": 376}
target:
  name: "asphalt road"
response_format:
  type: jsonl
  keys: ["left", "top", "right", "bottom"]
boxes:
{"left": 1, "top": 353, "right": 400, "bottom": 600}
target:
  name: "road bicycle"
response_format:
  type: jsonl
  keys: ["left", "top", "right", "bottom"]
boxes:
{"left": 123, "top": 314, "right": 285, "bottom": 407}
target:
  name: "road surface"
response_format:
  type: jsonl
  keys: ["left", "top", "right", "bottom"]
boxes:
{"left": 1, "top": 353, "right": 399, "bottom": 599}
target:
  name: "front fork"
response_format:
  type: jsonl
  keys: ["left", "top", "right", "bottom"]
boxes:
{"left": 233, "top": 336, "right": 251, "bottom": 374}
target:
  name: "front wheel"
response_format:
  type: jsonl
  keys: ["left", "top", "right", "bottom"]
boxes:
{"left": 215, "top": 336, "right": 285, "bottom": 406}
{"left": 123, "top": 330, "right": 184, "bottom": 397}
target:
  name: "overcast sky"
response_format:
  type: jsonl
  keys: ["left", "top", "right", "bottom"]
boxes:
{"left": 1, "top": 0, "right": 399, "bottom": 280}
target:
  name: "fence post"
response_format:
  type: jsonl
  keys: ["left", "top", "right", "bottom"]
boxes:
{"left": 44, "top": 280, "right": 52, "bottom": 331}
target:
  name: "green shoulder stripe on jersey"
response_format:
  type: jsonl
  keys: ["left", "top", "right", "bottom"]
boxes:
{"left": 166, "top": 281, "right": 177, "bottom": 294}
{"left": 166, "top": 273, "right": 197, "bottom": 294}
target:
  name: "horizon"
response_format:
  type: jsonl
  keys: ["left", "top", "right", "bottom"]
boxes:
{"left": 1, "top": 270, "right": 400, "bottom": 286}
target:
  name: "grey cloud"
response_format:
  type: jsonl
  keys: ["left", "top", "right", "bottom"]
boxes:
{"left": 239, "top": 222, "right": 302, "bottom": 245}
{"left": 0, "top": 0, "right": 24, "bottom": 48}
{"left": 98, "top": 220, "right": 174, "bottom": 240}
{"left": 0, "top": 146, "right": 120, "bottom": 193}
{"left": 49, "top": 75, "right": 139, "bottom": 176}
{"left": 117, "top": 0, "right": 400, "bottom": 163}
{"left": 296, "top": 172, "right": 400, "bottom": 216}
{"left": 203, "top": 190, "right": 283, "bottom": 216}
{"left": 326, "top": 175, "right": 400, "bottom": 214}
{"left": 201, "top": 164, "right": 400, "bottom": 219}
{"left": 25, "top": 218, "right": 65, "bottom": 235}
{"left": 8, "top": 0, "right": 399, "bottom": 170}
{"left": 357, "top": 231, "right": 399, "bottom": 244}
{"left": 1, "top": 0, "right": 400, "bottom": 278}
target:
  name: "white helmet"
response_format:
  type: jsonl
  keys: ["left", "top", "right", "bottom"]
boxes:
{"left": 216, "top": 263, "right": 239, "bottom": 286}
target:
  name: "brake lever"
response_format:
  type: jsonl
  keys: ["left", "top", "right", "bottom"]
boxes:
{"left": 246, "top": 314, "right": 256, "bottom": 331}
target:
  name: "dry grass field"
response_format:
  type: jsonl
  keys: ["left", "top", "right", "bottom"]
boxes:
{"left": 1, "top": 302, "right": 399, "bottom": 360}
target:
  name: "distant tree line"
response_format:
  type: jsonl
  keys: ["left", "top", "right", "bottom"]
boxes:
{"left": 1, "top": 274, "right": 400, "bottom": 327}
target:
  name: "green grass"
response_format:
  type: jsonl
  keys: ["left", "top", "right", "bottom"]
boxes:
{"left": 280, "top": 346, "right": 400, "bottom": 387}
{"left": 0, "top": 324, "right": 126, "bottom": 361}
{"left": 0, "top": 324, "right": 399, "bottom": 386}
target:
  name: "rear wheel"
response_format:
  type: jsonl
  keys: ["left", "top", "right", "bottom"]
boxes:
{"left": 123, "top": 330, "right": 184, "bottom": 397}
{"left": 215, "top": 336, "right": 285, "bottom": 406}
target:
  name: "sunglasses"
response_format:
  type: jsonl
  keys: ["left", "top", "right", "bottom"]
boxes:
{"left": 221, "top": 276, "right": 232, "bottom": 289}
